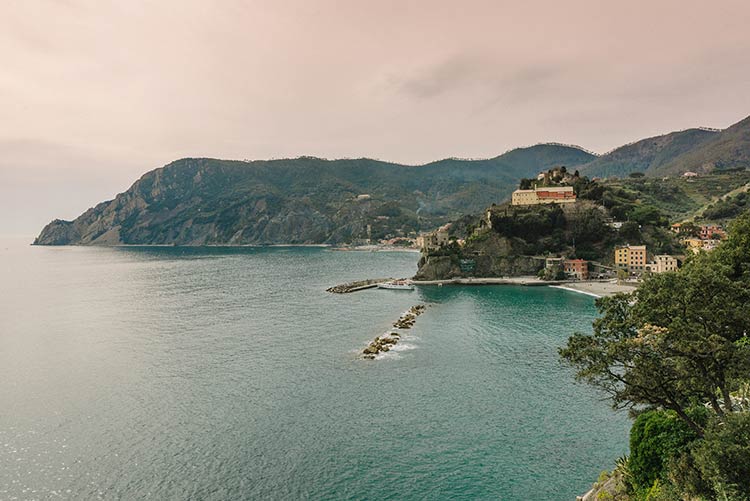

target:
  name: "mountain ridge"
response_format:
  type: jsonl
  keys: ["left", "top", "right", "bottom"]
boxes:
{"left": 34, "top": 144, "right": 594, "bottom": 246}
{"left": 34, "top": 114, "right": 750, "bottom": 246}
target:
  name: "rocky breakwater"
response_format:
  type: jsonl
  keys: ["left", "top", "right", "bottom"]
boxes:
{"left": 362, "top": 304, "right": 426, "bottom": 359}
{"left": 326, "top": 278, "right": 389, "bottom": 293}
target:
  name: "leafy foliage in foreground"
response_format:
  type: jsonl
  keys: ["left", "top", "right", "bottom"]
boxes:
{"left": 560, "top": 211, "right": 750, "bottom": 500}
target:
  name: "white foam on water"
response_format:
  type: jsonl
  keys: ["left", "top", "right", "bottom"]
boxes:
{"left": 390, "top": 343, "right": 417, "bottom": 352}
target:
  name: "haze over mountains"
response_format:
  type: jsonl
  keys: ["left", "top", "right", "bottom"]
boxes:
{"left": 35, "top": 114, "right": 750, "bottom": 246}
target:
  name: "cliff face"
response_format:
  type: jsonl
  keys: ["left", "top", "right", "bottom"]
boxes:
{"left": 414, "top": 234, "right": 544, "bottom": 280}
{"left": 34, "top": 147, "right": 595, "bottom": 246}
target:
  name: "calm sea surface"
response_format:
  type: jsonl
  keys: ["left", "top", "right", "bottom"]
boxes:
{"left": 0, "top": 236, "right": 629, "bottom": 500}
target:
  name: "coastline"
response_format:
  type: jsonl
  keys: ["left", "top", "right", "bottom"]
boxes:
{"left": 549, "top": 285, "right": 603, "bottom": 298}
{"left": 329, "top": 245, "right": 421, "bottom": 253}
{"left": 411, "top": 276, "right": 638, "bottom": 297}
{"left": 31, "top": 242, "right": 423, "bottom": 252}
{"left": 412, "top": 276, "right": 555, "bottom": 286}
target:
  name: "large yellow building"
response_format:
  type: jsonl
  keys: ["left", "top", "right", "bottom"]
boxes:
{"left": 511, "top": 186, "right": 576, "bottom": 206}
{"left": 615, "top": 245, "right": 647, "bottom": 274}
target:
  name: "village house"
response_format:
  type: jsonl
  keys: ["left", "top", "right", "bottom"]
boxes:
{"left": 700, "top": 239, "right": 721, "bottom": 252}
{"left": 646, "top": 255, "right": 681, "bottom": 273}
{"left": 545, "top": 257, "right": 564, "bottom": 269}
{"left": 564, "top": 259, "right": 589, "bottom": 280}
{"left": 511, "top": 185, "right": 576, "bottom": 206}
{"left": 683, "top": 237, "right": 703, "bottom": 253}
{"left": 615, "top": 244, "right": 647, "bottom": 275}
{"left": 699, "top": 225, "right": 726, "bottom": 240}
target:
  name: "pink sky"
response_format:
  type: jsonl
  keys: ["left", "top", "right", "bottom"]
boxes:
{"left": 2, "top": 0, "right": 750, "bottom": 234}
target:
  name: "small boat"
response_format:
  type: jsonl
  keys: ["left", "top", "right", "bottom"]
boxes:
{"left": 377, "top": 279, "right": 414, "bottom": 290}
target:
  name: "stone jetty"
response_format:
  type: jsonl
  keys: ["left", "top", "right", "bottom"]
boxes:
{"left": 327, "top": 278, "right": 390, "bottom": 293}
{"left": 362, "top": 304, "right": 427, "bottom": 359}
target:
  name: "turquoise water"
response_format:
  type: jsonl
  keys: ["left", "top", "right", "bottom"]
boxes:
{"left": 0, "top": 238, "right": 629, "bottom": 500}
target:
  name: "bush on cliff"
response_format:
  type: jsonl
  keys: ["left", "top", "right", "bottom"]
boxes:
{"left": 627, "top": 409, "right": 705, "bottom": 496}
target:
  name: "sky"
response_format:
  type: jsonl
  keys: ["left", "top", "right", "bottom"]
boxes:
{"left": 2, "top": 0, "right": 750, "bottom": 235}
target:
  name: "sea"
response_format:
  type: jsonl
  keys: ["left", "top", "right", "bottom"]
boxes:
{"left": 0, "top": 236, "right": 629, "bottom": 500}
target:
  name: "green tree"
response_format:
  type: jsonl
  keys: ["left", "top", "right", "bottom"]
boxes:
{"left": 711, "top": 211, "right": 750, "bottom": 282}
{"left": 678, "top": 221, "right": 699, "bottom": 238}
{"left": 630, "top": 205, "right": 666, "bottom": 227}
{"left": 560, "top": 264, "right": 750, "bottom": 435}
{"left": 692, "top": 412, "right": 750, "bottom": 500}
{"left": 619, "top": 221, "right": 642, "bottom": 243}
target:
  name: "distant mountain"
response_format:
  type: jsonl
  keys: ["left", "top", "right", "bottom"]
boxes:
{"left": 579, "top": 128, "right": 720, "bottom": 178}
{"left": 579, "top": 114, "right": 750, "bottom": 178}
{"left": 34, "top": 144, "right": 594, "bottom": 245}
{"left": 652, "top": 115, "right": 750, "bottom": 175}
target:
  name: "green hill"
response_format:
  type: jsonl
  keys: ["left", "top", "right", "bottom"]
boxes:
{"left": 579, "top": 114, "right": 750, "bottom": 179}
{"left": 653, "top": 114, "right": 750, "bottom": 175}
{"left": 34, "top": 144, "right": 595, "bottom": 245}
{"left": 579, "top": 128, "right": 719, "bottom": 178}
{"left": 594, "top": 170, "right": 750, "bottom": 221}
{"left": 415, "top": 171, "right": 750, "bottom": 280}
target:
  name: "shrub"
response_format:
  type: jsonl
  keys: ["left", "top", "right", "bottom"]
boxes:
{"left": 692, "top": 412, "right": 750, "bottom": 500}
{"left": 628, "top": 409, "right": 703, "bottom": 494}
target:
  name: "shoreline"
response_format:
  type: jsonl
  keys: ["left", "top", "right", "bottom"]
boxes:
{"left": 30, "top": 242, "right": 422, "bottom": 252}
{"left": 548, "top": 285, "right": 604, "bottom": 298}
{"left": 30, "top": 242, "right": 335, "bottom": 248}
{"left": 412, "top": 276, "right": 565, "bottom": 286}
{"left": 329, "top": 245, "right": 421, "bottom": 253}
{"left": 411, "top": 277, "right": 638, "bottom": 297}
{"left": 550, "top": 281, "right": 637, "bottom": 297}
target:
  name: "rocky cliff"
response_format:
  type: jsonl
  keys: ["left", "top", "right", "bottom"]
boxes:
{"left": 414, "top": 199, "right": 618, "bottom": 280}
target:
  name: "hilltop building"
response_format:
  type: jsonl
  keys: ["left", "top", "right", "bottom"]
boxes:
{"left": 511, "top": 186, "right": 576, "bottom": 206}
{"left": 417, "top": 224, "right": 451, "bottom": 253}
{"left": 615, "top": 245, "right": 647, "bottom": 275}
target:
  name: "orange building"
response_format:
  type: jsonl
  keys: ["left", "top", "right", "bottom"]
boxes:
{"left": 511, "top": 186, "right": 576, "bottom": 205}
{"left": 564, "top": 259, "right": 589, "bottom": 280}
{"left": 699, "top": 225, "right": 726, "bottom": 240}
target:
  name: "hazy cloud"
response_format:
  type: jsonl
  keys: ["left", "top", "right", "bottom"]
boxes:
{"left": 1, "top": 0, "right": 750, "bottom": 234}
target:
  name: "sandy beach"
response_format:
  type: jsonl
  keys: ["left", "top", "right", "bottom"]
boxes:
{"left": 550, "top": 280, "right": 638, "bottom": 298}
